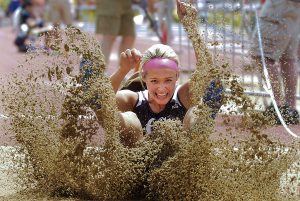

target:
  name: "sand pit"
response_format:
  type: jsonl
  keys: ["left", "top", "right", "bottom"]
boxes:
{"left": 0, "top": 3, "right": 300, "bottom": 200}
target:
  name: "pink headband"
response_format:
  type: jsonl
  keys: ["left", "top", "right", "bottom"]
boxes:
{"left": 143, "top": 58, "right": 179, "bottom": 72}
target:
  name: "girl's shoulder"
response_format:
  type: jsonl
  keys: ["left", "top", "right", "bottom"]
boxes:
{"left": 116, "top": 89, "right": 139, "bottom": 111}
{"left": 117, "top": 89, "right": 139, "bottom": 101}
{"left": 177, "top": 82, "right": 191, "bottom": 109}
{"left": 177, "top": 81, "right": 190, "bottom": 94}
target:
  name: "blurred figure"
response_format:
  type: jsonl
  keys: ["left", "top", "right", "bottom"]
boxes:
{"left": 95, "top": 0, "right": 135, "bottom": 66}
{"left": 250, "top": 0, "right": 300, "bottom": 124}
{"left": 47, "top": 0, "right": 72, "bottom": 28}
{"left": 45, "top": 0, "right": 72, "bottom": 50}
{"left": 145, "top": 0, "right": 175, "bottom": 45}
{"left": 6, "top": 0, "right": 20, "bottom": 17}
{"left": 14, "top": 0, "right": 45, "bottom": 52}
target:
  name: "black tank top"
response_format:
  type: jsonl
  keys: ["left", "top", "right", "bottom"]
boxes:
{"left": 133, "top": 86, "right": 187, "bottom": 134}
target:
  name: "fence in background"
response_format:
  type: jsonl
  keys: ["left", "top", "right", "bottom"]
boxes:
{"left": 167, "top": 0, "right": 300, "bottom": 109}
{"left": 51, "top": 0, "right": 300, "bottom": 109}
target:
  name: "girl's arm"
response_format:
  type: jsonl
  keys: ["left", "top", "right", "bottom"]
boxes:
{"left": 110, "top": 49, "right": 141, "bottom": 112}
{"left": 115, "top": 90, "right": 138, "bottom": 112}
{"left": 110, "top": 49, "right": 142, "bottom": 93}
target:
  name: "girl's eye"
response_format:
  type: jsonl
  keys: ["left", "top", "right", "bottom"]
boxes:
{"left": 151, "top": 80, "right": 158, "bottom": 83}
{"left": 165, "top": 79, "right": 173, "bottom": 83}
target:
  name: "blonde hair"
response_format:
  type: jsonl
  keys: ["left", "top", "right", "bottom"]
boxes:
{"left": 139, "top": 44, "right": 179, "bottom": 76}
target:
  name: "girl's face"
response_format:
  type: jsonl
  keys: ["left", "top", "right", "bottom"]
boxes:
{"left": 143, "top": 68, "right": 179, "bottom": 106}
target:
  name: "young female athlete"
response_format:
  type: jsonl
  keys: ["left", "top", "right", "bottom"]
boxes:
{"left": 107, "top": 0, "right": 223, "bottom": 147}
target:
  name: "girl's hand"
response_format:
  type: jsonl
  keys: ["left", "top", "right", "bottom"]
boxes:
{"left": 119, "top": 48, "right": 142, "bottom": 73}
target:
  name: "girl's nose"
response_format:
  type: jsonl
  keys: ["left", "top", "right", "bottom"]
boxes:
{"left": 157, "top": 85, "right": 167, "bottom": 92}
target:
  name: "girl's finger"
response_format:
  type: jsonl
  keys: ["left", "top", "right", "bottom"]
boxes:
{"left": 131, "top": 49, "right": 142, "bottom": 61}
{"left": 120, "top": 52, "right": 127, "bottom": 59}
{"left": 125, "top": 49, "right": 132, "bottom": 59}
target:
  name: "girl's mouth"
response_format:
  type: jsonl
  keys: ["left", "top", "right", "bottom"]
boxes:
{"left": 155, "top": 92, "right": 168, "bottom": 100}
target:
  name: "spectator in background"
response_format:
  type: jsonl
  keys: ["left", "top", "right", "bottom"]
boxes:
{"left": 6, "top": 0, "right": 20, "bottom": 17}
{"left": 14, "top": 0, "right": 45, "bottom": 52}
{"left": 144, "top": 0, "right": 174, "bottom": 45}
{"left": 47, "top": 0, "right": 72, "bottom": 28}
{"left": 95, "top": 0, "right": 135, "bottom": 66}
{"left": 45, "top": 0, "right": 72, "bottom": 50}
{"left": 250, "top": 0, "right": 300, "bottom": 125}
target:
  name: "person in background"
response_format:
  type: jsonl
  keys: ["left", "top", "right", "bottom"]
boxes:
{"left": 95, "top": 0, "right": 135, "bottom": 66}
{"left": 250, "top": 0, "right": 300, "bottom": 125}
{"left": 143, "top": 0, "right": 174, "bottom": 45}
{"left": 46, "top": 0, "right": 72, "bottom": 28}
{"left": 14, "top": 0, "right": 44, "bottom": 52}
{"left": 6, "top": 0, "right": 20, "bottom": 17}
{"left": 44, "top": 0, "right": 72, "bottom": 51}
